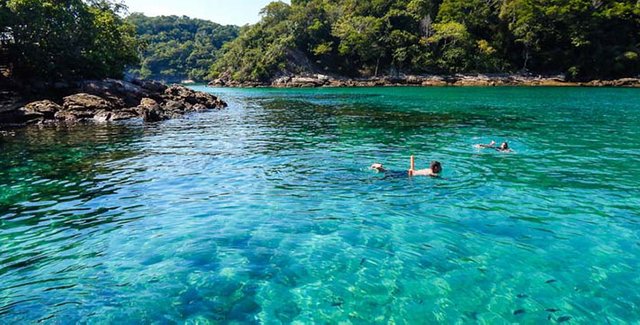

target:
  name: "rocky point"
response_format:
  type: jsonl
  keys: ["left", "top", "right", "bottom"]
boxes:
{"left": 0, "top": 79, "right": 227, "bottom": 127}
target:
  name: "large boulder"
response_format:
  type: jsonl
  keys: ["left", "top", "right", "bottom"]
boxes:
{"left": 138, "top": 97, "right": 159, "bottom": 110}
{"left": 163, "top": 84, "right": 227, "bottom": 109}
{"left": 79, "top": 79, "right": 149, "bottom": 108}
{"left": 20, "top": 100, "right": 61, "bottom": 119}
{"left": 164, "top": 85, "right": 201, "bottom": 105}
{"left": 208, "top": 78, "right": 226, "bottom": 87}
{"left": 194, "top": 91, "right": 226, "bottom": 109}
{"left": 162, "top": 100, "right": 187, "bottom": 113}
{"left": 137, "top": 98, "right": 164, "bottom": 122}
{"left": 290, "top": 76, "right": 325, "bottom": 87}
{"left": 132, "top": 79, "right": 168, "bottom": 93}
{"left": 63, "top": 93, "right": 113, "bottom": 112}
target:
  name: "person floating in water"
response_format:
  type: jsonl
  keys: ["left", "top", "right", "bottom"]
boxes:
{"left": 475, "top": 140, "right": 512, "bottom": 152}
{"left": 371, "top": 156, "right": 442, "bottom": 177}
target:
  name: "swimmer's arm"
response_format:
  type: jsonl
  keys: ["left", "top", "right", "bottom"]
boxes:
{"left": 409, "top": 155, "right": 415, "bottom": 176}
{"left": 411, "top": 169, "right": 433, "bottom": 177}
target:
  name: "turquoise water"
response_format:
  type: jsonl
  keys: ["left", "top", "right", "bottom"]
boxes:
{"left": 1, "top": 86, "right": 640, "bottom": 323}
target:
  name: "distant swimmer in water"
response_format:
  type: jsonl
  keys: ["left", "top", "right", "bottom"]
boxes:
{"left": 371, "top": 156, "right": 442, "bottom": 177}
{"left": 476, "top": 140, "right": 496, "bottom": 149}
{"left": 475, "top": 140, "right": 512, "bottom": 152}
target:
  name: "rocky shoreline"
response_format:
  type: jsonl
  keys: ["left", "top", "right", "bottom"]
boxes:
{"left": 209, "top": 73, "right": 640, "bottom": 88}
{"left": 0, "top": 79, "right": 227, "bottom": 128}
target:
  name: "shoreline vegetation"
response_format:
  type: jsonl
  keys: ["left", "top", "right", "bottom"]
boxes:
{"left": 209, "top": 1, "right": 640, "bottom": 87}
{"left": 209, "top": 73, "right": 640, "bottom": 88}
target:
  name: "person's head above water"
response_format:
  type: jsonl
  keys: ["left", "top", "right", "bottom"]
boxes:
{"left": 371, "top": 163, "right": 386, "bottom": 172}
{"left": 430, "top": 161, "right": 442, "bottom": 174}
{"left": 499, "top": 142, "right": 509, "bottom": 150}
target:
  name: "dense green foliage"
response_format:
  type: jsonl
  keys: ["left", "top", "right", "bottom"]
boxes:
{"left": 213, "top": 0, "right": 640, "bottom": 81}
{"left": 0, "top": 0, "right": 140, "bottom": 81}
{"left": 126, "top": 14, "right": 239, "bottom": 82}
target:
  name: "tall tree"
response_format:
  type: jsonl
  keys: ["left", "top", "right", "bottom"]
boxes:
{"left": 3, "top": 0, "right": 140, "bottom": 81}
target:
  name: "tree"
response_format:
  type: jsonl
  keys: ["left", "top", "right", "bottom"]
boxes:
{"left": 332, "top": 15, "right": 385, "bottom": 75}
{"left": 126, "top": 14, "right": 239, "bottom": 82}
{"left": 4, "top": 0, "right": 140, "bottom": 81}
{"left": 213, "top": 0, "right": 640, "bottom": 82}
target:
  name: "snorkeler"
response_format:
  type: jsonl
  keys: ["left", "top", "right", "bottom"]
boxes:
{"left": 371, "top": 156, "right": 442, "bottom": 177}
{"left": 475, "top": 140, "right": 512, "bottom": 152}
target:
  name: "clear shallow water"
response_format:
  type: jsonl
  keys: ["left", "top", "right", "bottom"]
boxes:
{"left": 1, "top": 86, "right": 640, "bottom": 323}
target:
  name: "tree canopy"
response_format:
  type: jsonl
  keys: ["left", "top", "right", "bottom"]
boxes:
{"left": 125, "top": 14, "right": 239, "bottom": 83}
{"left": 0, "top": 0, "right": 140, "bottom": 81}
{"left": 213, "top": 0, "right": 640, "bottom": 81}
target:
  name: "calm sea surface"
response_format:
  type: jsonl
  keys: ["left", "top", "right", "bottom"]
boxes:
{"left": 1, "top": 86, "right": 639, "bottom": 323}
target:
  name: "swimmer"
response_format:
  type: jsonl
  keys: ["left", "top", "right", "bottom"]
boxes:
{"left": 475, "top": 140, "right": 496, "bottom": 149}
{"left": 497, "top": 141, "right": 512, "bottom": 152}
{"left": 370, "top": 163, "right": 386, "bottom": 173}
{"left": 476, "top": 140, "right": 512, "bottom": 152}
{"left": 371, "top": 156, "right": 442, "bottom": 177}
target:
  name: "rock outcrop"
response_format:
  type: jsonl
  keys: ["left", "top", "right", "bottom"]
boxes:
{"left": 209, "top": 73, "right": 640, "bottom": 88}
{"left": 20, "top": 100, "right": 61, "bottom": 120}
{"left": 0, "top": 79, "right": 228, "bottom": 126}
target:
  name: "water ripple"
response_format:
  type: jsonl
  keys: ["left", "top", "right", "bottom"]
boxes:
{"left": 1, "top": 87, "right": 639, "bottom": 322}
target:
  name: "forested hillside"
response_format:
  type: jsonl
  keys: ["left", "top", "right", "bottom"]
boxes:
{"left": 212, "top": 0, "right": 640, "bottom": 82}
{"left": 0, "top": 0, "right": 139, "bottom": 81}
{"left": 126, "top": 14, "right": 239, "bottom": 83}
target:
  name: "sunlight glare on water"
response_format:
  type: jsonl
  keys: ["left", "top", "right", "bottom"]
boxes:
{"left": 1, "top": 86, "right": 639, "bottom": 323}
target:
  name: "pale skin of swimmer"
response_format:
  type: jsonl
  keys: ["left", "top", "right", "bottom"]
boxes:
{"left": 371, "top": 156, "right": 442, "bottom": 177}
{"left": 476, "top": 141, "right": 513, "bottom": 152}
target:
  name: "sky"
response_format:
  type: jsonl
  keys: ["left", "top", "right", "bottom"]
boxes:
{"left": 123, "top": 0, "right": 289, "bottom": 26}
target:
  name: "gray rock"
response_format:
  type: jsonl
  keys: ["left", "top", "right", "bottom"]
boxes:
{"left": 208, "top": 78, "right": 226, "bottom": 86}
{"left": 163, "top": 100, "right": 186, "bottom": 112}
{"left": 133, "top": 79, "right": 168, "bottom": 93}
{"left": 20, "top": 100, "right": 61, "bottom": 119}
{"left": 93, "top": 110, "right": 112, "bottom": 123}
{"left": 138, "top": 97, "right": 160, "bottom": 110}
{"left": 138, "top": 98, "right": 163, "bottom": 122}
{"left": 54, "top": 110, "right": 93, "bottom": 122}
{"left": 63, "top": 93, "right": 113, "bottom": 112}
{"left": 164, "top": 85, "right": 198, "bottom": 104}
{"left": 192, "top": 103, "right": 207, "bottom": 111}
{"left": 110, "top": 109, "right": 138, "bottom": 121}
{"left": 142, "top": 108, "right": 163, "bottom": 122}
{"left": 79, "top": 79, "right": 149, "bottom": 107}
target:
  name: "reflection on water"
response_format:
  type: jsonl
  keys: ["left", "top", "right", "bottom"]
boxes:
{"left": 1, "top": 87, "right": 640, "bottom": 323}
